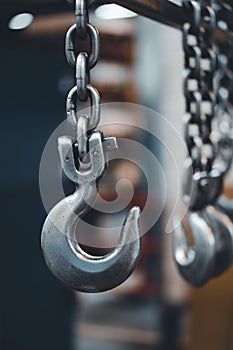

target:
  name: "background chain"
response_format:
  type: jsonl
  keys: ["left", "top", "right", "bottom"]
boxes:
{"left": 183, "top": 0, "right": 217, "bottom": 172}
{"left": 213, "top": 1, "right": 233, "bottom": 172}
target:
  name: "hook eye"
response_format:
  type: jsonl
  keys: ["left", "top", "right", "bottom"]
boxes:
{"left": 173, "top": 211, "right": 215, "bottom": 286}
{"left": 203, "top": 206, "right": 233, "bottom": 277}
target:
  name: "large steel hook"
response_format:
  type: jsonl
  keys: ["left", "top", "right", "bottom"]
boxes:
{"left": 41, "top": 131, "right": 141, "bottom": 292}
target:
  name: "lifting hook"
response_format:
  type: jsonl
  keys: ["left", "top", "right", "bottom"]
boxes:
{"left": 41, "top": 131, "right": 141, "bottom": 292}
{"left": 173, "top": 211, "right": 216, "bottom": 287}
{"left": 204, "top": 206, "right": 233, "bottom": 278}
{"left": 173, "top": 206, "right": 233, "bottom": 286}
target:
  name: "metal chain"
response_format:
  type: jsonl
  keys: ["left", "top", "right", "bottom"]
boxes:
{"left": 65, "top": 0, "right": 101, "bottom": 161}
{"left": 212, "top": 1, "right": 233, "bottom": 173}
{"left": 183, "top": 0, "right": 217, "bottom": 173}
{"left": 174, "top": 0, "right": 233, "bottom": 287}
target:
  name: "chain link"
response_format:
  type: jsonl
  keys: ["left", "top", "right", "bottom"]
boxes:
{"left": 66, "top": 85, "right": 100, "bottom": 129}
{"left": 65, "top": 0, "right": 101, "bottom": 161}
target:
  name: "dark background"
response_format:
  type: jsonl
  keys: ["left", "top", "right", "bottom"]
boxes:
{"left": 0, "top": 46, "right": 74, "bottom": 349}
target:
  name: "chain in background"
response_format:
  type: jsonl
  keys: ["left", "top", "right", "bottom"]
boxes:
{"left": 182, "top": 0, "right": 217, "bottom": 173}
{"left": 213, "top": 1, "right": 233, "bottom": 173}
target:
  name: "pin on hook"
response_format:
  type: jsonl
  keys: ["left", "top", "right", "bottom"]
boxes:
{"left": 41, "top": 131, "right": 141, "bottom": 292}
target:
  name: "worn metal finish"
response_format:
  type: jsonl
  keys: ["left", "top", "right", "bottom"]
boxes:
{"left": 76, "top": 53, "right": 89, "bottom": 101}
{"left": 173, "top": 212, "right": 216, "bottom": 287}
{"left": 173, "top": 0, "right": 233, "bottom": 287}
{"left": 182, "top": 158, "right": 223, "bottom": 211}
{"left": 75, "top": 0, "right": 89, "bottom": 39}
{"left": 66, "top": 85, "right": 100, "bottom": 130}
{"left": 41, "top": 132, "right": 141, "bottom": 292}
{"left": 182, "top": 0, "right": 217, "bottom": 175}
{"left": 77, "top": 114, "right": 88, "bottom": 160}
{"left": 173, "top": 206, "right": 233, "bottom": 286}
{"left": 41, "top": 0, "right": 141, "bottom": 292}
{"left": 204, "top": 206, "right": 233, "bottom": 277}
{"left": 213, "top": 5, "right": 233, "bottom": 219}
{"left": 65, "top": 23, "right": 100, "bottom": 69}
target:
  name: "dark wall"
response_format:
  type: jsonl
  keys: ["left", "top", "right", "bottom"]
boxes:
{"left": 0, "top": 50, "right": 74, "bottom": 350}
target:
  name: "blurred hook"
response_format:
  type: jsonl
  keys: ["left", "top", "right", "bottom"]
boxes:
{"left": 173, "top": 205, "right": 233, "bottom": 286}
{"left": 173, "top": 212, "right": 216, "bottom": 286}
{"left": 41, "top": 131, "right": 141, "bottom": 292}
{"left": 204, "top": 206, "right": 233, "bottom": 277}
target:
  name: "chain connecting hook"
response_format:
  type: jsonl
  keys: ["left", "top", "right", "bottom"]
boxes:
{"left": 41, "top": 131, "right": 141, "bottom": 292}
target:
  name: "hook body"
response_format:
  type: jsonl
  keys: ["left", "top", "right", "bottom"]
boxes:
{"left": 173, "top": 205, "right": 233, "bottom": 286}
{"left": 204, "top": 206, "right": 233, "bottom": 277}
{"left": 173, "top": 212, "right": 216, "bottom": 286}
{"left": 41, "top": 192, "right": 141, "bottom": 292}
{"left": 41, "top": 131, "right": 141, "bottom": 292}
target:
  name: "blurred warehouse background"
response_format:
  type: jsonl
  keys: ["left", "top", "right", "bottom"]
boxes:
{"left": 1, "top": 1, "right": 233, "bottom": 350}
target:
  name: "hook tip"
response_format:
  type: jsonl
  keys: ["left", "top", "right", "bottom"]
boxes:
{"left": 127, "top": 206, "right": 141, "bottom": 224}
{"left": 130, "top": 205, "right": 140, "bottom": 216}
{"left": 121, "top": 206, "right": 141, "bottom": 243}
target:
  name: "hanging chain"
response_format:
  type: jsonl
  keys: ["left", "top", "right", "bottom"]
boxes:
{"left": 65, "top": 0, "right": 101, "bottom": 162}
{"left": 183, "top": 0, "right": 217, "bottom": 173}
{"left": 174, "top": 0, "right": 233, "bottom": 287}
{"left": 213, "top": 1, "right": 233, "bottom": 173}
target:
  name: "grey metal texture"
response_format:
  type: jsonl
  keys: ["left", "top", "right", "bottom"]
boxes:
{"left": 173, "top": 212, "right": 216, "bottom": 287}
{"left": 172, "top": 0, "right": 233, "bottom": 288}
{"left": 66, "top": 85, "right": 100, "bottom": 130}
{"left": 41, "top": 131, "right": 142, "bottom": 292}
{"left": 173, "top": 206, "right": 233, "bottom": 286}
